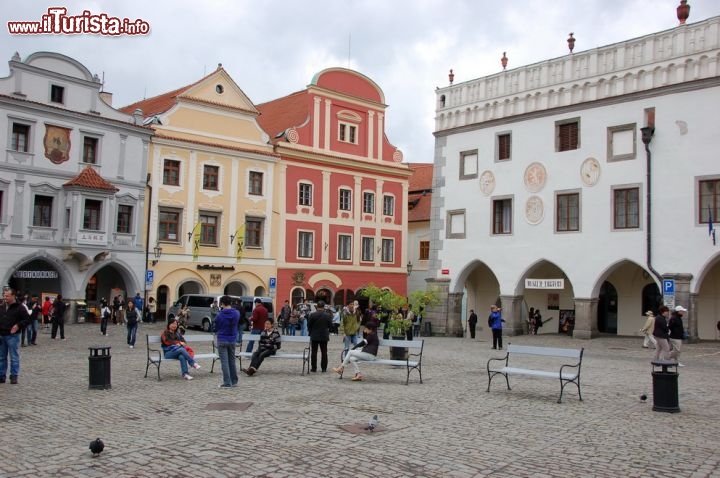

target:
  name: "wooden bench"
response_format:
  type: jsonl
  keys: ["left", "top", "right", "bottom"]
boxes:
{"left": 145, "top": 334, "right": 219, "bottom": 381}
{"left": 337, "top": 338, "right": 424, "bottom": 385}
{"left": 486, "top": 343, "right": 583, "bottom": 403}
{"left": 236, "top": 333, "right": 310, "bottom": 375}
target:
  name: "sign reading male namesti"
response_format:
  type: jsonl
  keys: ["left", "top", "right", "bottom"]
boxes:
{"left": 525, "top": 279, "right": 565, "bottom": 289}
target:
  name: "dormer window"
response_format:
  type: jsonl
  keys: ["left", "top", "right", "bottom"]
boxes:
{"left": 339, "top": 122, "right": 357, "bottom": 144}
{"left": 50, "top": 85, "right": 65, "bottom": 104}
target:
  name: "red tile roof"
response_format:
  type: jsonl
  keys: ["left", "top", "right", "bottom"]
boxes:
{"left": 407, "top": 163, "right": 433, "bottom": 223}
{"left": 63, "top": 166, "right": 118, "bottom": 192}
{"left": 256, "top": 90, "right": 308, "bottom": 142}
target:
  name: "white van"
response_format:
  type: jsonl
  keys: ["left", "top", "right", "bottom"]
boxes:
{"left": 167, "top": 294, "right": 274, "bottom": 332}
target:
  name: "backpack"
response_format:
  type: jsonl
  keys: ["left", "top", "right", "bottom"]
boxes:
{"left": 103, "top": 308, "right": 111, "bottom": 319}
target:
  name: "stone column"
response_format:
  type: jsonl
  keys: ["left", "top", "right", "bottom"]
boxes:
{"left": 572, "top": 298, "right": 598, "bottom": 339}
{"left": 499, "top": 295, "right": 524, "bottom": 336}
{"left": 447, "top": 292, "right": 464, "bottom": 337}
{"left": 424, "top": 277, "right": 450, "bottom": 336}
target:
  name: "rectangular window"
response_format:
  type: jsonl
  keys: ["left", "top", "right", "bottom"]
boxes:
{"left": 699, "top": 179, "right": 720, "bottom": 224}
{"left": 11, "top": 123, "right": 30, "bottom": 152}
{"left": 492, "top": 199, "right": 512, "bottom": 235}
{"left": 163, "top": 159, "right": 181, "bottom": 186}
{"left": 299, "top": 183, "right": 312, "bottom": 206}
{"left": 203, "top": 165, "right": 219, "bottom": 191}
{"left": 614, "top": 188, "right": 639, "bottom": 229}
{"left": 199, "top": 213, "right": 218, "bottom": 245}
{"left": 361, "top": 237, "right": 374, "bottom": 262}
{"left": 381, "top": 238, "right": 394, "bottom": 263}
{"left": 497, "top": 133, "right": 511, "bottom": 161}
{"left": 116, "top": 205, "right": 133, "bottom": 234}
{"left": 556, "top": 193, "right": 580, "bottom": 232}
{"left": 363, "top": 192, "right": 375, "bottom": 214}
{"left": 339, "top": 122, "right": 357, "bottom": 144}
{"left": 159, "top": 209, "right": 181, "bottom": 241}
{"left": 607, "top": 124, "right": 636, "bottom": 161}
{"left": 298, "top": 231, "right": 313, "bottom": 258}
{"left": 245, "top": 218, "right": 263, "bottom": 248}
{"left": 338, "top": 234, "right": 352, "bottom": 261}
{"left": 382, "top": 195, "right": 395, "bottom": 216}
{"left": 82, "top": 137, "right": 98, "bottom": 164}
{"left": 50, "top": 85, "right": 65, "bottom": 103}
{"left": 556, "top": 119, "right": 579, "bottom": 152}
{"left": 339, "top": 189, "right": 352, "bottom": 211}
{"left": 33, "top": 195, "right": 53, "bottom": 227}
{"left": 419, "top": 240, "right": 430, "bottom": 260}
{"left": 83, "top": 199, "right": 102, "bottom": 231}
{"left": 447, "top": 209, "right": 466, "bottom": 239}
{"left": 249, "top": 171, "right": 263, "bottom": 196}
{"left": 460, "top": 150, "right": 478, "bottom": 179}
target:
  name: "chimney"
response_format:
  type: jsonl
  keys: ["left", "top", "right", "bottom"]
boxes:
{"left": 99, "top": 91, "right": 113, "bottom": 106}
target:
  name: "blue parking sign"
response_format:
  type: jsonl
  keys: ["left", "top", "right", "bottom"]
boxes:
{"left": 146, "top": 270, "right": 154, "bottom": 284}
{"left": 662, "top": 279, "right": 674, "bottom": 294}
{"left": 269, "top": 277, "right": 276, "bottom": 290}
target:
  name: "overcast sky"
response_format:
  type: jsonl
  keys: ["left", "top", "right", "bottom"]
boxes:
{"left": 2, "top": 1, "right": 719, "bottom": 164}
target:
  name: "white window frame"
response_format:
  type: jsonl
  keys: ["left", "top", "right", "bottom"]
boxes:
{"left": 339, "top": 188, "right": 352, "bottom": 212}
{"left": 459, "top": 150, "right": 478, "bottom": 180}
{"left": 491, "top": 197, "right": 513, "bottom": 235}
{"left": 298, "top": 230, "right": 314, "bottom": 259}
{"left": 555, "top": 190, "right": 581, "bottom": 233}
{"left": 8, "top": 117, "right": 35, "bottom": 153}
{"left": 381, "top": 238, "right": 394, "bottom": 263}
{"left": 337, "top": 234, "right": 352, "bottom": 261}
{"left": 382, "top": 195, "right": 395, "bottom": 216}
{"left": 338, "top": 121, "right": 358, "bottom": 145}
{"left": 299, "top": 182, "right": 313, "bottom": 206}
{"left": 361, "top": 236, "right": 374, "bottom": 262}
{"left": 446, "top": 209, "right": 466, "bottom": 239}
{"left": 363, "top": 191, "right": 375, "bottom": 214}
{"left": 612, "top": 184, "right": 642, "bottom": 231}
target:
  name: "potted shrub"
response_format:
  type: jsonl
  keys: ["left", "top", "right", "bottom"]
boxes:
{"left": 360, "top": 284, "right": 410, "bottom": 359}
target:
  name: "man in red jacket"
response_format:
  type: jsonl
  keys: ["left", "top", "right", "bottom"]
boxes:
{"left": 245, "top": 298, "right": 268, "bottom": 353}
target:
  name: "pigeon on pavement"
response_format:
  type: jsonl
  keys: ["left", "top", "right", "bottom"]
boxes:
{"left": 89, "top": 438, "right": 105, "bottom": 457}
{"left": 364, "top": 415, "right": 379, "bottom": 432}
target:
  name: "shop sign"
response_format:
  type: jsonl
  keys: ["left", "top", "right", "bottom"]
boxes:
{"left": 13, "top": 270, "right": 59, "bottom": 279}
{"left": 77, "top": 231, "right": 107, "bottom": 245}
{"left": 525, "top": 278, "right": 565, "bottom": 289}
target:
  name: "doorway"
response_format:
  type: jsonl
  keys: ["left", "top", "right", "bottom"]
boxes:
{"left": 598, "top": 281, "right": 618, "bottom": 333}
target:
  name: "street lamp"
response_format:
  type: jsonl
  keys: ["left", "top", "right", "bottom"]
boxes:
{"left": 152, "top": 243, "right": 163, "bottom": 266}
{"left": 406, "top": 261, "right": 413, "bottom": 276}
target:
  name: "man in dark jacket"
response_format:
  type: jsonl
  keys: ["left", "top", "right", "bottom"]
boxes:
{"left": 467, "top": 309, "right": 478, "bottom": 339}
{"left": 0, "top": 287, "right": 31, "bottom": 384}
{"left": 214, "top": 295, "right": 240, "bottom": 387}
{"left": 307, "top": 300, "right": 333, "bottom": 372}
{"left": 245, "top": 298, "right": 269, "bottom": 353}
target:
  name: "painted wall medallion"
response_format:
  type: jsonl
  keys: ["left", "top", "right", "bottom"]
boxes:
{"left": 44, "top": 125, "right": 72, "bottom": 164}
{"left": 580, "top": 157, "right": 601, "bottom": 186}
{"left": 479, "top": 170, "right": 496, "bottom": 196}
{"left": 525, "top": 195, "right": 544, "bottom": 225}
{"left": 524, "top": 162, "right": 547, "bottom": 193}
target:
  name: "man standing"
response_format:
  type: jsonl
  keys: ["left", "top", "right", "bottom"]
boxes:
{"left": 214, "top": 295, "right": 240, "bottom": 387}
{"left": 41, "top": 296, "right": 52, "bottom": 329}
{"left": 51, "top": 295, "right": 68, "bottom": 340}
{"left": 298, "top": 299, "right": 311, "bottom": 336}
{"left": 25, "top": 295, "right": 40, "bottom": 346}
{"left": 668, "top": 305, "right": 687, "bottom": 367}
{"left": 307, "top": 300, "right": 332, "bottom": 373}
{"left": 246, "top": 298, "right": 268, "bottom": 353}
{"left": 279, "top": 300, "right": 292, "bottom": 335}
{"left": 340, "top": 301, "right": 361, "bottom": 354}
{"left": 0, "top": 287, "right": 31, "bottom": 384}
{"left": 488, "top": 305, "right": 504, "bottom": 350}
{"left": 133, "top": 293, "right": 144, "bottom": 322}
{"left": 467, "top": 309, "right": 478, "bottom": 339}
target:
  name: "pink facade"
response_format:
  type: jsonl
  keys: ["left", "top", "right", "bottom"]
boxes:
{"left": 257, "top": 68, "right": 411, "bottom": 309}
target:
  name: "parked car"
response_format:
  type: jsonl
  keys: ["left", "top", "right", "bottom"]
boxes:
{"left": 167, "top": 294, "right": 274, "bottom": 332}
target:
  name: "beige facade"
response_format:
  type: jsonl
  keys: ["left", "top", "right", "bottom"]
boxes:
{"left": 122, "top": 67, "right": 278, "bottom": 318}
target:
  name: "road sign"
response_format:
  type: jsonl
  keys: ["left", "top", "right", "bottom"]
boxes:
{"left": 269, "top": 277, "right": 276, "bottom": 290}
{"left": 146, "top": 270, "right": 154, "bottom": 284}
{"left": 663, "top": 294, "right": 676, "bottom": 309}
{"left": 662, "top": 279, "right": 675, "bottom": 295}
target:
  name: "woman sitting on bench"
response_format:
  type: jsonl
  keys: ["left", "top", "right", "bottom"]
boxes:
{"left": 161, "top": 318, "right": 201, "bottom": 381}
{"left": 332, "top": 323, "right": 379, "bottom": 382}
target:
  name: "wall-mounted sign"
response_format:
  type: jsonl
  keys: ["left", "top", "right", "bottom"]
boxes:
{"left": 525, "top": 278, "right": 565, "bottom": 289}
{"left": 77, "top": 231, "right": 106, "bottom": 245}
{"left": 13, "top": 270, "right": 59, "bottom": 279}
{"left": 441, "top": 268, "right": 450, "bottom": 275}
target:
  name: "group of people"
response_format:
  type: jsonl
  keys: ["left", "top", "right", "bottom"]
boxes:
{"left": 98, "top": 293, "right": 157, "bottom": 349}
{"left": 640, "top": 305, "right": 687, "bottom": 366}
{"left": 466, "top": 305, "right": 506, "bottom": 349}
{"left": 158, "top": 296, "right": 382, "bottom": 384}
{"left": 0, "top": 287, "right": 70, "bottom": 384}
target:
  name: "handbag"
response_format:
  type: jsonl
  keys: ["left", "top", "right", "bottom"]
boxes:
{"left": 184, "top": 345, "right": 195, "bottom": 358}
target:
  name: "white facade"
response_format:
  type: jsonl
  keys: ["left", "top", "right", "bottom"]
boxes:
{"left": 0, "top": 52, "right": 151, "bottom": 316}
{"left": 431, "top": 16, "right": 720, "bottom": 339}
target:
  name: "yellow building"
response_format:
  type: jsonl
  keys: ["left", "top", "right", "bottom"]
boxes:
{"left": 121, "top": 66, "right": 278, "bottom": 319}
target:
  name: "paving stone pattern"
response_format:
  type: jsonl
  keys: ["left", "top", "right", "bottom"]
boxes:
{"left": 1, "top": 322, "right": 719, "bottom": 477}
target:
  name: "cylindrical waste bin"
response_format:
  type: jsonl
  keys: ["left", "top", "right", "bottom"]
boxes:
{"left": 651, "top": 360, "right": 679, "bottom": 413}
{"left": 89, "top": 346, "right": 112, "bottom": 390}
{"left": 423, "top": 321, "right": 432, "bottom": 337}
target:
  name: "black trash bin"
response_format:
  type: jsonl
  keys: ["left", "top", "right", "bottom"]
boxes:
{"left": 423, "top": 321, "right": 432, "bottom": 337}
{"left": 651, "top": 360, "right": 679, "bottom": 413}
{"left": 88, "top": 346, "right": 112, "bottom": 390}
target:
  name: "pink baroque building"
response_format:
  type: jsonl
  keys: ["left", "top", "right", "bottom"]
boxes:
{"left": 257, "top": 68, "right": 411, "bottom": 309}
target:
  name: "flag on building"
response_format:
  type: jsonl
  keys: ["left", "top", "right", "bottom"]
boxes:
{"left": 191, "top": 222, "right": 202, "bottom": 260}
{"left": 709, "top": 205, "right": 716, "bottom": 246}
{"left": 234, "top": 224, "right": 245, "bottom": 262}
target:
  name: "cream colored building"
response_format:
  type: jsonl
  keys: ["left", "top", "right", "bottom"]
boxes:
{"left": 121, "top": 66, "right": 278, "bottom": 319}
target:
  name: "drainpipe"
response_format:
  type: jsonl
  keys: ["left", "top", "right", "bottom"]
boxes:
{"left": 641, "top": 127, "right": 663, "bottom": 283}
{"left": 143, "top": 173, "right": 152, "bottom": 315}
